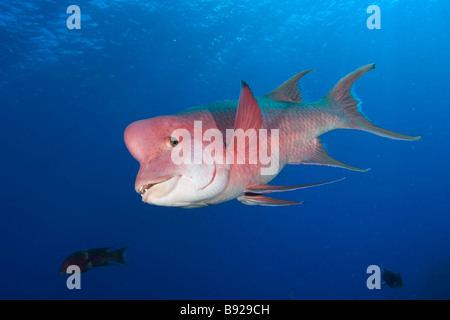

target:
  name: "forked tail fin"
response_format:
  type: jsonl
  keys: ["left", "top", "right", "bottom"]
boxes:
{"left": 108, "top": 247, "right": 130, "bottom": 265}
{"left": 327, "top": 64, "right": 421, "bottom": 141}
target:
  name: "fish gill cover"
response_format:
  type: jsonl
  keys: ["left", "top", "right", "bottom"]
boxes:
{"left": 0, "top": 0, "right": 449, "bottom": 300}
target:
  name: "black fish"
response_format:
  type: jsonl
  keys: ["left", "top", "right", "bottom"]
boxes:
{"left": 382, "top": 269, "right": 404, "bottom": 289}
{"left": 60, "top": 247, "right": 130, "bottom": 275}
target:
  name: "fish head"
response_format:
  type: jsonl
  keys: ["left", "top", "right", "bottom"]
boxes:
{"left": 60, "top": 260, "right": 71, "bottom": 275}
{"left": 124, "top": 116, "right": 230, "bottom": 208}
{"left": 59, "top": 251, "right": 87, "bottom": 275}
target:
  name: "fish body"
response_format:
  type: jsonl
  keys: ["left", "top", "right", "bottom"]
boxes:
{"left": 60, "top": 247, "right": 129, "bottom": 274}
{"left": 382, "top": 269, "right": 404, "bottom": 289}
{"left": 124, "top": 64, "right": 420, "bottom": 208}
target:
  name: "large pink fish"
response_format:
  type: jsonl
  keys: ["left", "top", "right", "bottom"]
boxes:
{"left": 124, "top": 64, "right": 420, "bottom": 208}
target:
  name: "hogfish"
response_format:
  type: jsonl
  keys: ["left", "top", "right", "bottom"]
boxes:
{"left": 124, "top": 64, "right": 420, "bottom": 208}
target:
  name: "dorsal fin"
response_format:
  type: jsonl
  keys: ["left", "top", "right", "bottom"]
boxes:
{"left": 87, "top": 247, "right": 113, "bottom": 254}
{"left": 264, "top": 69, "right": 315, "bottom": 103}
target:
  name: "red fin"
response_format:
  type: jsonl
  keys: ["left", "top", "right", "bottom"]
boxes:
{"left": 234, "top": 81, "right": 263, "bottom": 132}
{"left": 327, "top": 64, "right": 421, "bottom": 141}
{"left": 237, "top": 193, "right": 303, "bottom": 206}
{"left": 264, "top": 69, "right": 315, "bottom": 103}
{"left": 227, "top": 81, "right": 263, "bottom": 164}
{"left": 245, "top": 178, "right": 345, "bottom": 194}
{"left": 290, "top": 138, "right": 369, "bottom": 172}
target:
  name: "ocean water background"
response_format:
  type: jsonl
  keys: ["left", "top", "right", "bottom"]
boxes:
{"left": 1, "top": 0, "right": 449, "bottom": 299}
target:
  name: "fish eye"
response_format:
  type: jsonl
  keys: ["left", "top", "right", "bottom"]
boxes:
{"left": 165, "top": 136, "right": 179, "bottom": 148}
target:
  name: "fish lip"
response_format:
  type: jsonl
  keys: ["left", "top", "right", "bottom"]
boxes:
{"left": 141, "top": 175, "right": 181, "bottom": 203}
{"left": 136, "top": 176, "right": 178, "bottom": 195}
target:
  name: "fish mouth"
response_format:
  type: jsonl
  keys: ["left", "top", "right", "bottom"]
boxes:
{"left": 138, "top": 183, "right": 158, "bottom": 195}
{"left": 137, "top": 176, "right": 175, "bottom": 195}
{"left": 137, "top": 175, "right": 180, "bottom": 203}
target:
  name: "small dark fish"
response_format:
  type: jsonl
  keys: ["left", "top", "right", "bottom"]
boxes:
{"left": 60, "top": 247, "right": 130, "bottom": 275}
{"left": 382, "top": 269, "right": 404, "bottom": 289}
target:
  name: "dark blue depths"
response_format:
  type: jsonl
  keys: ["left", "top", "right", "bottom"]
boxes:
{"left": 0, "top": 0, "right": 449, "bottom": 299}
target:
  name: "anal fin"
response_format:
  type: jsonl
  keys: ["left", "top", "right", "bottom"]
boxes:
{"left": 97, "top": 261, "right": 115, "bottom": 267}
{"left": 292, "top": 138, "right": 370, "bottom": 172}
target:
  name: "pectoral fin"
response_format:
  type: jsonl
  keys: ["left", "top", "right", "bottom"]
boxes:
{"left": 237, "top": 193, "right": 304, "bottom": 206}
{"left": 245, "top": 178, "right": 345, "bottom": 194}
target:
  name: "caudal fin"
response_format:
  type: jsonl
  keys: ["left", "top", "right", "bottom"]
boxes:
{"left": 327, "top": 64, "right": 421, "bottom": 141}
{"left": 108, "top": 247, "right": 130, "bottom": 266}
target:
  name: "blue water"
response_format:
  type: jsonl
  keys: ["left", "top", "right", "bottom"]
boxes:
{"left": 1, "top": 0, "right": 449, "bottom": 300}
